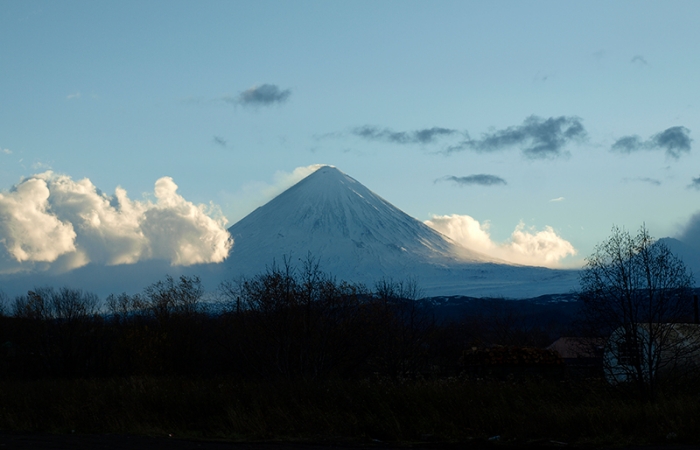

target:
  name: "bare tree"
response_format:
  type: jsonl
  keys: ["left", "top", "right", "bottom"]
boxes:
{"left": 370, "top": 277, "right": 435, "bottom": 377}
{"left": 219, "top": 255, "right": 372, "bottom": 380}
{"left": 0, "top": 290, "right": 9, "bottom": 317}
{"left": 143, "top": 275, "right": 204, "bottom": 322}
{"left": 12, "top": 287, "right": 102, "bottom": 377}
{"left": 579, "top": 225, "right": 698, "bottom": 398}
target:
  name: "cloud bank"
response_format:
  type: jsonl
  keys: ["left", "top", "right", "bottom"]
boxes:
{"left": 689, "top": 176, "right": 700, "bottom": 190}
{"left": 678, "top": 211, "right": 700, "bottom": 251}
{"left": 439, "top": 174, "right": 507, "bottom": 186}
{"left": 0, "top": 173, "right": 232, "bottom": 274}
{"left": 612, "top": 126, "right": 692, "bottom": 159}
{"left": 425, "top": 214, "right": 576, "bottom": 267}
{"left": 448, "top": 115, "right": 586, "bottom": 159}
{"left": 352, "top": 126, "right": 457, "bottom": 145}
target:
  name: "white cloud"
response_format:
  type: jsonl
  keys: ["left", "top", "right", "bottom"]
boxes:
{"left": 221, "top": 164, "right": 330, "bottom": 226}
{"left": 0, "top": 177, "right": 77, "bottom": 264}
{"left": 549, "top": 197, "right": 565, "bottom": 202}
{"left": 66, "top": 92, "right": 81, "bottom": 100}
{"left": 425, "top": 214, "right": 576, "bottom": 268}
{"left": 1, "top": 148, "right": 11, "bottom": 155}
{"left": 262, "top": 164, "right": 328, "bottom": 198}
{"left": 140, "top": 177, "right": 232, "bottom": 266}
{"left": 0, "top": 173, "right": 232, "bottom": 273}
{"left": 31, "top": 161, "right": 52, "bottom": 170}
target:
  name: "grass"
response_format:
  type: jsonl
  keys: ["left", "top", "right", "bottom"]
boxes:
{"left": 0, "top": 376, "right": 699, "bottom": 446}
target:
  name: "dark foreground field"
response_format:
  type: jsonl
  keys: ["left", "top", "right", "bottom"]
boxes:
{"left": 1, "top": 377, "right": 700, "bottom": 448}
{"left": 1, "top": 434, "right": 699, "bottom": 450}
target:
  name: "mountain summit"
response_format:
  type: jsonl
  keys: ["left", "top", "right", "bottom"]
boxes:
{"left": 225, "top": 166, "right": 578, "bottom": 296}
{"left": 227, "top": 166, "right": 494, "bottom": 278}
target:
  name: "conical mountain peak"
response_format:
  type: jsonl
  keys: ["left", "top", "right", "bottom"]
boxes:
{"left": 226, "top": 166, "right": 497, "bottom": 285}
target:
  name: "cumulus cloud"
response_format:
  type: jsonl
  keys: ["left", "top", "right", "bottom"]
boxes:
{"left": 438, "top": 174, "right": 507, "bottom": 186}
{"left": 447, "top": 115, "right": 586, "bottom": 159}
{"left": 0, "top": 177, "right": 77, "bottom": 264}
{"left": 0, "top": 173, "right": 232, "bottom": 274}
{"left": 229, "top": 84, "right": 291, "bottom": 106}
{"left": 425, "top": 214, "right": 576, "bottom": 267}
{"left": 352, "top": 126, "right": 458, "bottom": 145}
{"left": 611, "top": 126, "right": 692, "bottom": 159}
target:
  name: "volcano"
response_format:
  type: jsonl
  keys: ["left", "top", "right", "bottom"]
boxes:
{"left": 225, "top": 166, "right": 578, "bottom": 297}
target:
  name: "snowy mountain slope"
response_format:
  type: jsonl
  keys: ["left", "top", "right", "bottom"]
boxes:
{"left": 225, "top": 166, "right": 579, "bottom": 297}
{"left": 227, "top": 167, "right": 490, "bottom": 271}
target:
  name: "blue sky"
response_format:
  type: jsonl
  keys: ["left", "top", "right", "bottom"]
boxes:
{"left": 1, "top": 0, "right": 700, "bottom": 271}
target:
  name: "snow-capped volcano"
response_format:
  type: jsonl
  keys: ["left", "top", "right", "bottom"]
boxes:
{"left": 226, "top": 166, "right": 579, "bottom": 297}
{"left": 227, "top": 166, "right": 494, "bottom": 273}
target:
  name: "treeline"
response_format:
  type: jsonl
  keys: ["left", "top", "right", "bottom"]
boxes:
{"left": 0, "top": 258, "right": 575, "bottom": 380}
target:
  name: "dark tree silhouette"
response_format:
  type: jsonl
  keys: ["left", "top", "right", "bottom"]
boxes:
{"left": 579, "top": 225, "right": 698, "bottom": 398}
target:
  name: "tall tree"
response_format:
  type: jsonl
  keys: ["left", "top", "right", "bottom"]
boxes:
{"left": 579, "top": 225, "right": 698, "bottom": 398}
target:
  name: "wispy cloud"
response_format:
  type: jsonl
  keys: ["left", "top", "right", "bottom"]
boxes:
{"left": 1, "top": 148, "right": 11, "bottom": 155}
{"left": 31, "top": 161, "right": 52, "bottom": 170}
{"left": 66, "top": 92, "right": 81, "bottom": 100}
{"left": 630, "top": 54, "right": 649, "bottom": 66}
{"left": 611, "top": 126, "right": 692, "bottom": 159}
{"left": 227, "top": 84, "right": 291, "bottom": 107}
{"left": 180, "top": 96, "right": 208, "bottom": 105}
{"left": 438, "top": 174, "right": 507, "bottom": 186}
{"left": 549, "top": 197, "right": 565, "bottom": 202}
{"left": 213, "top": 136, "right": 227, "bottom": 148}
{"left": 446, "top": 115, "right": 586, "bottom": 159}
{"left": 352, "top": 126, "right": 458, "bottom": 145}
{"left": 638, "top": 177, "right": 661, "bottom": 186}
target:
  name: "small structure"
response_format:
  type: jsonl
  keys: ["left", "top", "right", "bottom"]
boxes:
{"left": 460, "top": 346, "right": 564, "bottom": 378}
{"left": 604, "top": 323, "right": 700, "bottom": 385}
{"left": 547, "top": 337, "right": 604, "bottom": 376}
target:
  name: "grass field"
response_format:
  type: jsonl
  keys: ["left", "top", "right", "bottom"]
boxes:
{"left": 1, "top": 376, "right": 699, "bottom": 446}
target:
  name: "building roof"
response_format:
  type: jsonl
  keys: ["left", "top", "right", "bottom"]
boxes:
{"left": 547, "top": 337, "right": 605, "bottom": 359}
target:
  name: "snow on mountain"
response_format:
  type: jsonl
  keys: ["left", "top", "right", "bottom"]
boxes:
{"left": 225, "top": 166, "right": 579, "bottom": 298}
